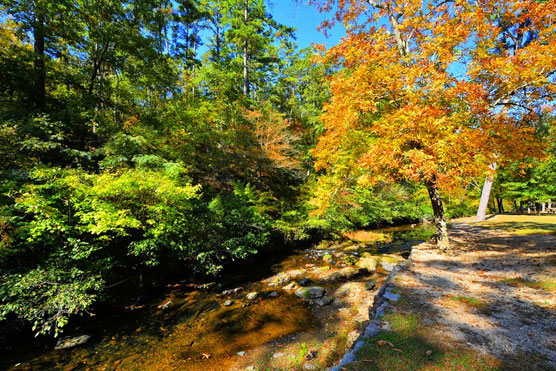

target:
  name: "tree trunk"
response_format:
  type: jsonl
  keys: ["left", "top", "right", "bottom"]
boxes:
{"left": 33, "top": 12, "right": 46, "bottom": 111}
{"left": 426, "top": 179, "right": 450, "bottom": 250}
{"left": 476, "top": 163, "right": 497, "bottom": 221}
{"left": 513, "top": 200, "right": 518, "bottom": 212}
{"left": 243, "top": 0, "right": 249, "bottom": 97}
{"left": 496, "top": 198, "right": 504, "bottom": 214}
{"left": 488, "top": 200, "right": 496, "bottom": 214}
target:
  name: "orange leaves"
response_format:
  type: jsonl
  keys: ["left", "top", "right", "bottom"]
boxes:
{"left": 311, "top": 0, "right": 551, "bottom": 201}
{"left": 247, "top": 106, "right": 301, "bottom": 173}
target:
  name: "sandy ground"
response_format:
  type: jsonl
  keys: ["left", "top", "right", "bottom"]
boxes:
{"left": 388, "top": 216, "right": 556, "bottom": 370}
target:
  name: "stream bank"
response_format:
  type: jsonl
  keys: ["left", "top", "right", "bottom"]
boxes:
{"left": 1, "top": 224, "right": 434, "bottom": 371}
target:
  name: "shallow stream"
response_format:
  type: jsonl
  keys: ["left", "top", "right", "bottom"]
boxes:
{"left": 2, "top": 224, "right": 434, "bottom": 371}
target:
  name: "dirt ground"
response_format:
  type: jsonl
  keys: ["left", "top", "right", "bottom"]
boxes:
{"left": 347, "top": 215, "right": 556, "bottom": 370}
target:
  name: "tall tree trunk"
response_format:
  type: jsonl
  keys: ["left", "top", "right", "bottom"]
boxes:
{"left": 426, "top": 179, "right": 450, "bottom": 250}
{"left": 476, "top": 163, "right": 497, "bottom": 221}
{"left": 496, "top": 198, "right": 504, "bottom": 214}
{"left": 33, "top": 12, "right": 46, "bottom": 111}
{"left": 243, "top": 0, "right": 249, "bottom": 97}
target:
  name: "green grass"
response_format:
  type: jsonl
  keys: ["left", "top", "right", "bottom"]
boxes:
{"left": 448, "top": 296, "right": 491, "bottom": 314}
{"left": 500, "top": 277, "right": 556, "bottom": 293}
{"left": 345, "top": 313, "right": 503, "bottom": 371}
{"left": 475, "top": 215, "right": 556, "bottom": 235}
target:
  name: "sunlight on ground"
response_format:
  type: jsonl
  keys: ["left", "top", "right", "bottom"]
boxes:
{"left": 459, "top": 214, "right": 556, "bottom": 235}
{"left": 346, "top": 311, "right": 502, "bottom": 371}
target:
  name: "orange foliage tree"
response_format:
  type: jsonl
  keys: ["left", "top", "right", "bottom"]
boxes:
{"left": 310, "top": 0, "right": 556, "bottom": 249}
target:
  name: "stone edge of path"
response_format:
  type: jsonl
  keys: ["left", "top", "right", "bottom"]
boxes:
{"left": 327, "top": 245, "right": 419, "bottom": 371}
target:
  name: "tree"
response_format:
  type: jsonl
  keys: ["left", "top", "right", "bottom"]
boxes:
{"left": 1, "top": 0, "right": 79, "bottom": 111}
{"left": 219, "top": 0, "right": 294, "bottom": 98}
{"left": 474, "top": 1, "right": 556, "bottom": 221}
{"left": 310, "top": 0, "right": 553, "bottom": 249}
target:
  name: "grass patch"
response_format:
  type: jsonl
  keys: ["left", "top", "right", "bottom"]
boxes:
{"left": 346, "top": 313, "right": 503, "bottom": 371}
{"left": 500, "top": 277, "right": 556, "bottom": 293}
{"left": 476, "top": 215, "right": 556, "bottom": 235}
{"left": 447, "top": 296, "right": 492, "bottom": 315}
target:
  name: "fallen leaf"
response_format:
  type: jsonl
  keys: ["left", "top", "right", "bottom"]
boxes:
{"left": 393, "top": 348, "right": 403, "bottom": 353}
{"left": 426, "top": 350, "right": 433, "bottom": 356}
{"left": 377, "top": 340, "right": 395, "bottom": 348}
{"left": 201, "top": 353, "right": 211, "bottom": 360}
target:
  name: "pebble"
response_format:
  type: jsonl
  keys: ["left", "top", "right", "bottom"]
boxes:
{"left": 224, "top": 300, "right": 234, "bottom": 306}
{"left": 237, "top": 351, "right": 246, "bottom": 357}
{"left": 273, "top": 352, "right": 284, "bottom": 358}
{"left": 381, "top": 262, "right": 396, "bottom": 272}
{"left": 246, "top": 292, "right": 258, "bottom": 300}
{"left": 268, "top": 291, "right": 279, "bottom": 297}
{"left": 315, "top": 297, "right": 333, "bottom": 306}
{"left": 365, "top": 281, "right": 376, "bottom": 291}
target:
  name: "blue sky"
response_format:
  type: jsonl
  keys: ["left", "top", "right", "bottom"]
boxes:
{"left": 268, "top": 1, "right": 345, "bottom": 49}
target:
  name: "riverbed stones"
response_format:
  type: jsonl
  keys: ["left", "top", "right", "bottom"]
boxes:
{"left": 246, "top": 292, "right": 258, "bottom": 300}
{"left": 237, "top": 351, "right": 246, "bottom": 357}
{"left": 264, "top": 269, "right": 307, "bottom": 286}
{"left": 299, "top": 278, "right": 312, "bottom": 287}
{"left": 224, "top": 300, "right": 234, "bottom": 306}
{"left": 315, "top": 296, "right": 333, "bottom": 306}
{"left": 55, "top": 335, "right": 91, "bottom": 350}
{"left": 196, "top": 282, "right": 217, "bottom": 290}
{"left": 365, "top": 280, "right": 376, "bottom": 291}
{"left": 381, "top": 262, "right": 396, "bottom": 272}
{"left": 268, "top": 291, "right": 279, "bottom": 298}
{"left": 219, "top": 287, "right": 243, "bottom": 297}
{"left": 314, "top": 267, "right": 361, "bottom": 284}
{"left": 357, "top": 254, "right": 379, "bottom": 271}
{"left": 295, "top": 286, "right": 325, "bottom": 299}
{"left": 303, "top": 363, "right": 318, "bottom": 370}
{"left": 272, "top": 352, "right": 284, "bottom": 358}
{"left": 283, "top": 282, "right": 299, "bottom": 291}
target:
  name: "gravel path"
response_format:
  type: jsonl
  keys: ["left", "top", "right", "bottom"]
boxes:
{"left": 396, "top": 222, "right": 556, "bottom": 369}
{"left": 332, "top": 219, "right": 556, "bottom": 370}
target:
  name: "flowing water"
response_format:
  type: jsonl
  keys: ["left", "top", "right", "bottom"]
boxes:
{"left": 2, "top": 223, "right": 434, "bottom": 371}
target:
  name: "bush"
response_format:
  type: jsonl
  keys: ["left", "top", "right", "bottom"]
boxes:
{"left": 0, "top": 166, "right": 270, "bottom": 335}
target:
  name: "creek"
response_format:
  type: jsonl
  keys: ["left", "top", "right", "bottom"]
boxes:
{"left": 2, "top": 223, "right": 434, "bottom": 371}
